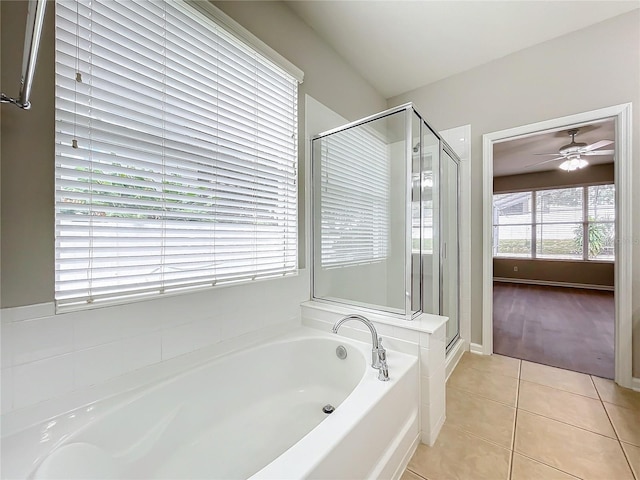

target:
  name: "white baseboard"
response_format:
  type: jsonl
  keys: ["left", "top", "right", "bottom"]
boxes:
{"left": 469, "top": 342, "right": 485, "bottom": 355}
{"left": 422, "top": 414, "right": 445, "bottom": 447}
{"left": 445, "top": 338, "right": 465, "bottom": 381}
{"left": 493, "top": 277, "right": 614, "bottom": 292}
{"left": 632, "top": 377, "right": 640, "bottom": 392}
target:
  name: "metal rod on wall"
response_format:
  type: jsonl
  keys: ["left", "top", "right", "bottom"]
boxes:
{"left": 0, "top": 0, "right": 47, "bottom": 110}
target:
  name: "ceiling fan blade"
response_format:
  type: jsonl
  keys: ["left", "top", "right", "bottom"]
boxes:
{"left": 582, "top": 149, "right": 614, "bottom": 156}
{"left": 584, "top": 140, "right": 613, "bottom": 151}
{"left": 525, "top": 156, "right": 565, "bottom": 168}
{"left": 533, "top": 153, "right": 564, "bottom": 156}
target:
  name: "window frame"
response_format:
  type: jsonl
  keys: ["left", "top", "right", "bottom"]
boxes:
{"left": 493, "top": 183, "right": 615, "bottom": 263}
{"left": 54, "top": 0, "right": 302, "bottom": 310}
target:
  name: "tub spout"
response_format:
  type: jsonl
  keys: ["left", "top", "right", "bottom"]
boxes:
{"left": 332, "top": 314, "right": 389, "bottom": 381}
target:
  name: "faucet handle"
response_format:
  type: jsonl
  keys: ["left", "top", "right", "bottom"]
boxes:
{"left": 372, "top": 337, "right": 387, "bottom": 371}
{"left": 378, "top": 358, "right": 389, "bottom": 381}
{"left": 377, "top": 338, "right": 389, "bottom": 381}
{"left": 377, "top": 340, "right": 387, "bottom": 362}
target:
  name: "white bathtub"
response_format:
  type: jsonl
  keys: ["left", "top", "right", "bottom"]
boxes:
{"left": 2, "top": 328, "right": 419, "bottom": 479}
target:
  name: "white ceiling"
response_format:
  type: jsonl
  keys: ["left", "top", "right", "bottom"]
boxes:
{"left": 493, "top": 119, "right": 615, "bottom": 177}
{"left": 285, "top": 1, "right": 640, "bottom": 99}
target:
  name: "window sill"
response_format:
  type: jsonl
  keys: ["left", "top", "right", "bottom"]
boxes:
{"left": 493, "top": 256, "right": 614, "bottom": 264}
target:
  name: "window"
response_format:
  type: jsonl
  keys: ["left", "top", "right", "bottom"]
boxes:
{"left": 493, "top": 191, "right": 532, "bottom": 258}
{"left": 55, "top": 0, "right": 300, "bottom": 308}
{"left": 317, "top": 126, "right": 390, "bottom": 267}
{"left": 536, "top": 187, "right": 584, "bottom": 260}
{"left": 493, "top": 185, "right": 614, "bottom": 261}
{"left": 586, "top": 184, "right": 615, "bottom": 260}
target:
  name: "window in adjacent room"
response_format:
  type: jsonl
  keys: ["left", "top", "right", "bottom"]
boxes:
{"left": 54, "top": 0, "right": 301, "bottom": 308}
{"left": 493, "top": 184, "right": 614, "bottom": 261}
{"left": 493, "top": 191, "right": 533, "bottom": 258}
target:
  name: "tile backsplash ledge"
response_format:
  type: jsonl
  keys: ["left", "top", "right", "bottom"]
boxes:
{"left": 1, "top": 274, "right": 309, "bottom": 414}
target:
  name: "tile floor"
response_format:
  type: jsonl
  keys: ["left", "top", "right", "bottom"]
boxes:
{"left": 403, "top": 352, "right": 640, "bottom": 480}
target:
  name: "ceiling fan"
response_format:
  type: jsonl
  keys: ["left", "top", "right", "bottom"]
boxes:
{"left": 529, "top": 128, "right": 614, "bottom": 171}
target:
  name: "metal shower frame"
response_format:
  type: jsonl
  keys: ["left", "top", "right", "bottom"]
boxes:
{"left": 311, "top": 103, "right": 461, "bottom": 325}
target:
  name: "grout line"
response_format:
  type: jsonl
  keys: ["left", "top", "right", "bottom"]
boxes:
{"left": 590, "top": 374, "right": 604, "bottom": 401}
{"left": 459, "top": 362, "right": 521, "bottom": 380}
{"left": 445, "top": 384, "right": 517, "bottom": 409}
{"left": 515, "top": 363, "right": 621, "bottom": 479}
{"left": 596, "top": 377, "right": 622, "bottom": 442}
{"left": 509, "top": 360, "right": 521, "bottom": 480}
{"left": 446, "top": 383, "right": 517, "bottom": 409}
{"left": 445, "top": 423, "right": 512, "bottom": 452}
{"left": 517, "top": 408, "right": 619, "bottom": 441}
{"left": 508, "top": 449, "right": 515, "bottom": 480}
{"left": 599, "top": 396, "right": 636, "bottom": 480}
{"left": 619, "top": 442, "right": 639, "bottom": 480}
{"left": 517, "top": 377, "right": 600, "bottom": 401}
{"left": 590, "top": 375, "right": 640, "bottom": 411}
{"left": 514, "top": 452, "right": 582, "bottom": 479}
{"left": 591, "top": 375, "right": 640, "bottom": 412}
{"left": 444, "top": 361, "right": 634, "bottom": 480}
{"left": 602, "top": 398, "right": 640, "bottom": 413}
{"left": 406, "top": 466, "right": 429, "bottom": 480}
{"left": 512, "top": 360, "right": 522, "bottom": 449}
{"left": 517, "top": 363, "right": 579, "bottom": 480}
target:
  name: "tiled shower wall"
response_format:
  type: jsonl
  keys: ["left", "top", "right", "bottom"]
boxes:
{"left": 1, "top": 274, "right": 308, "bottom": 414}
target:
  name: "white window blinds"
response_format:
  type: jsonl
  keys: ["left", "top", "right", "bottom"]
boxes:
{"left": 536, "top": 187, "right": 583, "bottom": 259}
{"left": 492, "top": 185, "right": 614, "bottom": 261}
{"left": 493, "top": 192, "right": 533, "bottom": 257}
{"left": 55, "top": 0, "right": 299, "bottom": 308}
{"left": 318, "top": 127, "right": 390, "bottom": 267}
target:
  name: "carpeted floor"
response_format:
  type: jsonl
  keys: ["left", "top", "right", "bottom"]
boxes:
{"left": 493, "top": 282, "right": 614, "bottom": 379}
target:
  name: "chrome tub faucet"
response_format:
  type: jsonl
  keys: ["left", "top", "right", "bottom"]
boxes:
{"left": 332, "top": 314, "right": 389, "bottom": 381}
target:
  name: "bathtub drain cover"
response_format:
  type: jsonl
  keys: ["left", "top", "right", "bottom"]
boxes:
{"left": 322, "top": 404, "right": 335, "bottom": 414}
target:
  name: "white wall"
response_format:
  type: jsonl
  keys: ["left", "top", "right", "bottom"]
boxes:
{"left": 212, "top": 2, "right": 386, "bottom": 126}
{"left": 388, "top": 10, "right": 640, "bottom": 375}
{"left": 0, "top": 1, "right": 386, "bottom": 414}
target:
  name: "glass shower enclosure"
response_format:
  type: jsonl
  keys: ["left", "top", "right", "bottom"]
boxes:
{"left": 311, "top": 104, "right": 460, "bottom": 349}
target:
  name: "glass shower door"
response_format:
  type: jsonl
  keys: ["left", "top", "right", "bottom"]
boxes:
{"left": 441, "top": 147, "right": 460, "bottom": 349}
{"left": 419, "top": 122, "right": 440, "bottom": 315}
{"left": 310, "top": 104, "right": 462, "bottom": 328}
{"left": 312, "top": 110, "right": 409, "bottom": 316}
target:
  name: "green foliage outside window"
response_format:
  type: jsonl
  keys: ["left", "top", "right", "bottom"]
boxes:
{"left": 573, "top": 219, "right": 614, "bottom": 258}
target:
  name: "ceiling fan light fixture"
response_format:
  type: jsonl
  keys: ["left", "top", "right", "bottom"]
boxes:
{"left": 527, "top": 128, "right": 613, "bottom": 173}
{"left": 559, "top": 156, "right": 588, "bottom": 172}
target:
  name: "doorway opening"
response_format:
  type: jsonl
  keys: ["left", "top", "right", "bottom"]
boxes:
{"left": 482, "top": 104, "right": 633, "bottom": 388}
